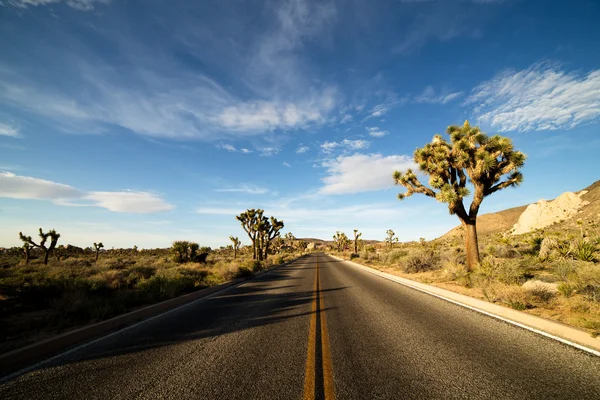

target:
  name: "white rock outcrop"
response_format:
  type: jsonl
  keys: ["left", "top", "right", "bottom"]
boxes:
{"left": 511, "top": 191, "right": 589, "bottom": 235}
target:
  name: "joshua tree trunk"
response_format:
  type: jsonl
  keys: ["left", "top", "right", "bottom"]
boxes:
{"left": 354, "top": 240, "right": 358, "bottom": 254}
{"left": 234, "top": 246, "right": 237, "bottom": 259}
{"left": 265, "top": 242, "right": 270, "bottom": 261}
{"left": 461, "top": 218, "right": 480, "bottom": 271}
{"left": 95, "top": 249, "right": 100, "bottom": 262}
{"left": 44, "top": 250, "right": 50, "bottom": 265}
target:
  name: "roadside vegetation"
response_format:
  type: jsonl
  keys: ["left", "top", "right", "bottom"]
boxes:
{"left": 331, "top": 227, "right": 600, "bottom": 336}
{"left": 0, "top": 212, "right": 306, "bottom": 354}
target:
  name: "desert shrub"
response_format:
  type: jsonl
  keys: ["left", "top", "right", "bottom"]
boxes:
{"left": 572, "top": 240, "right": 597, "bottom": 262}
{"left": 573, "top": 264, "right": 600, "bottom": 302}
{"left": 235, "top": 266, "right": 254, "bottom": 279}
{"left": 476, "top": 258, "right": 527, "bottom": 285}
{"left": 402, "top": 250, "right": 441, "bottom": 273}
{"left": 522, "top": 280, "right": 557, "bottom": 303}
{"left": 552, "top": 260, "right": 576, "bottom": 281}
{"left": 129, "top": 265, "right": 157, "bottom": 280}
{"left": 528, "top": 236, "right": 544, "bottom": 255}
{"left": 274, "top": 255, "right": 286, "bottom": 265}
{"left": 383, "top": 249, "right": 408, "bottom": 265}
{"left": 170, "top": 241, "right": 200, "bottom": 264}
{"left": 243, "top": 259, "right": 263, "bottom": 272}
{"left": 350, "top": 253, "right": 360, "bottom": 260}
{"left": 557, "top": 282, "right": 576, "bottom": 297}
{"left": 443, "top": 261, "right": 470, "bottom": 286}
{"left": 497, "top": 286, "right": 532, "bottom": 310}
{"left": 493, "top": 245, "right": 521, "bottom": 259}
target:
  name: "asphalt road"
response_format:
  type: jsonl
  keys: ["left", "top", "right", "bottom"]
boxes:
{"left": 1, "top": 253, "right": 600, "bottom": 399}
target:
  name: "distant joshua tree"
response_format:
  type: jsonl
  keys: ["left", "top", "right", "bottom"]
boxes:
{"left": 394, "top": 121, "right": 525, "bottom": 270}
{"left": 19, "top": 228, "right": 61, "bottom": 265}
{"left": 236, "top": 209, "right": 284, "bottom": 261}
{"left": 229, "top": 236, "right": 241, "bottom": 259}
{"left": 353, "top": 229, "right": 362, "bottom": 253}
{"left": 385, "top": 229, "right": 398, "bottom": 248}
{"left": 333, "top": 231, "right": 350, "bottom": 252}
{"left": 93, "top": 242, "right": 104, "bottom": 262}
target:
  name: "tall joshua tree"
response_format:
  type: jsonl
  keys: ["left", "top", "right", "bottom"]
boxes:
{"left": 394, "top": 121, "right": 525, "bottom": 270}
{"left": 229, "top": 236, "right": 241, "bottom": 259}
{"left": 353, "top": 229, "right": 362, "bottom": 253}
{"left": 93, "top": 242, "right": 104, "bottom": 262}
{"left": 19, "top": 228, "right": 61, "bottom": 265}
{"left": 236, "top": 209, "right": 263, "bottom": 260}
{"left": 21, "top": 243, "right": 31, "bottom": 264}
{"left": 333, "top": 231, "right": 350, "bottom": 252}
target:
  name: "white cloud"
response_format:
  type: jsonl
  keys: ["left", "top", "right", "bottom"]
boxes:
{"left": 240, "top": 148, "right": 252, "bottom": 154}
{"left": 415, "top": 86, "right": 463, "bottom": 104}
{"left": 215, "top": 87, "right": 336, "bottom": 132}
{"left": 83, "top": 191, "right": 174, "bottom": 213}
{"left": 367, "top": 126, "right": 387, "bottom": 137}
{"left": 283, "top": 162, "right": 291, "bottom": 167}
{"left": 320, "top": 139, "right": 370, "bottom": 154}
{"left": 7, "top": 0, "right": 109, "bottom": 11}
{"left": 0, "top": 122, "right": 19, "bottom": 137}
{"left": 0, "top": 172, "right": 82, "bottom": 199}
{"left": 296, "top": 145, "right": 310, "bottom": 154}
{"left": 218, "top": 143, "right": 238, "bottom": 152}
{"left": 214, "top": 185, "right": 269, "bottom": 195}
{"left": 465, "top": 62, "right": 600, "bottom": 132}
{"left": 369, "top": 104, "right": 389, "bottom": 118}
{"left": 320, "top": 153, "right": 416, "bottom": 195}
{"left": 260, "top": 147, "right": 280, "bottom": 157}
{"left": 340, "top": 113, "right": 353, "bottom": 123}
{"left": 0, "top": 172, "right": 173, "bottom": 213}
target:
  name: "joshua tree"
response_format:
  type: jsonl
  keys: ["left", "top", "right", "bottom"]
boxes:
{"left": 19, "top": 228, "right": 61, "bottom": 265}
{"left": 236, "top": 209, "right": 263, "bottom": 260}
{"left": 93, "top": 242, "right": 104, "bottom": 262}
{"left": 261, "top": 217, "right": 285, "bottom": 261}
{"left": 394, "top": 121, "right": 525, "bottom": 270}
{"left": 353, "top": 229, "right": 362, "bottom": 253}
{"left": 21, "top": 243, "right": 31, "bottom": 264}
{"left": 385, "top": 229, "right": 399, "bottom": 248}
{"left": 229, "top": 236, "right": 241, "bottom": 259}
{"left": 333, "top": 231, "right": 350, "bottom": 252}
{"left": 171, "top": 241, "right": 200, "bottom": 263}
{"left": 284, "top": 232, "right": 296, "bottom": 249}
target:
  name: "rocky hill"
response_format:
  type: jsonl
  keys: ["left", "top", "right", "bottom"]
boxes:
{"left": 440, "top": 179, "right": 600, "bottom": 239}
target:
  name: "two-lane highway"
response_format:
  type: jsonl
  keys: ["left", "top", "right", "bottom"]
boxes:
{"left": 1, "top": 253, "right": 600, "bottom": 399}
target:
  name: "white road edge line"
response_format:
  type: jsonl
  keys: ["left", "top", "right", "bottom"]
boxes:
{"left": 333, "top": 255, "right": 600, "bottom": 358}
{"left": 0, "top": 266, "right": 283, "bottom": 384}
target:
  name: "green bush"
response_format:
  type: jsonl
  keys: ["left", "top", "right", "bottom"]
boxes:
{"left": 402, "top": 250, "right": 441, "bottom": 273}
{"left": 383, "top": 249, "right": 408, "bottom": 265}
{"left": 350, "top": 253, "right": 360, "bottom": 260}
{"left": 476, "top": 258, "right": 526, "bottom": 285}
{"left": 572, "top": 240, "right": 597, "bottom": 262}
{"left": 235, "top": 266, "right": 254, "bottom": 279}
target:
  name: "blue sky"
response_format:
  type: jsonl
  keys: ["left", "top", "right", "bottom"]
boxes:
{"left": 1, "top": 0, "right": 599, "bottom": 249}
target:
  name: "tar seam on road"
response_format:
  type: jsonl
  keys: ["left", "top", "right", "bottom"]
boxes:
{"left": 303, "top": 255, "right": 336, "bottom": 400}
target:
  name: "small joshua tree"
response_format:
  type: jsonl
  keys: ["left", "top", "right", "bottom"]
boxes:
{"left": 93, "top": 242, "right": 104, "bottom": 262}
{"left": 333, "top": 231, "right": 350, "bottom": 252}
{"left": 21, "top": 243, "right": 31, "bottom": 264}
{"left": 385, "top": 229, "right": 398, "bottom": 248}
{"left": 394, "top": 121, "right": 525, "bottom": 270}
{"left": 229, "top": 236, "right": 241, "bottom": 259}
{"left": 353, "top": 229, "right": 362, "bottom": 254}
{"left": 19, "top": 228, "right": 61, "bottom": 265}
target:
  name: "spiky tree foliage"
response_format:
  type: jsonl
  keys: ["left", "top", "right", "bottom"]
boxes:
{"left": 93, "top": 242, "right": 104, "bottom": 262}
{"left": 385, "top": 229, "right": 399, "bottom": 248}
{"left": 353, "top": 229, "right": 362, "bottom": 254}
{"left": 19, "top": 228, "right": 61, "bottom": 265}
{"left": 236, "top": 209, "right": 264, "bottom": 260}
{"left": 229, "top": 236, "right": 241, "bottom": 259}
{"left": 284, "top": 232, "right": 296, "bottom": 249}
{"left": 261, "top": 217, "right": 284, "bottom": 261}
{"left": 333, "top": 231, "right": 350, "bottom": 252}
{"left": 394, "top": 121, "right": 526, "bottom": 270}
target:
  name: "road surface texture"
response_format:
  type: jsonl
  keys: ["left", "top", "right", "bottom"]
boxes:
{"left": 1, "top": 253, "right": 599, "bottom": 399}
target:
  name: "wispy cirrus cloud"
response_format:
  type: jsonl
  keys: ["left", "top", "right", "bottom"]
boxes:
{"left": 320, "top": 139, "right": 370, "bottom": 153}
{"left": 6, "top": 0, "right": 109, "bottom": 11}
{"left": 415, "top": 86, "right": 463, "bottom": 104}
{"left": 214, "top": 185, "right": 270, "bottom": 195}
{"left": 296, "top": 144, "right": 310, "bottom": 154}
{"left": 465, "top": 62, "right": 600, "bottom": 132}
{"left": 0, "top": 122, "right": 19, "bottom": 137}
{"left": 320, "top": 153, "right": 415, "bottom": 195}
{"left": 0, "top": 172, "right": 173, "bottom": 213}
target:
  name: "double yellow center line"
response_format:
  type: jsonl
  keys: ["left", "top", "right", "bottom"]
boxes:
{"left": 303, "top": 255, "right": 335, "bottom": 400}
